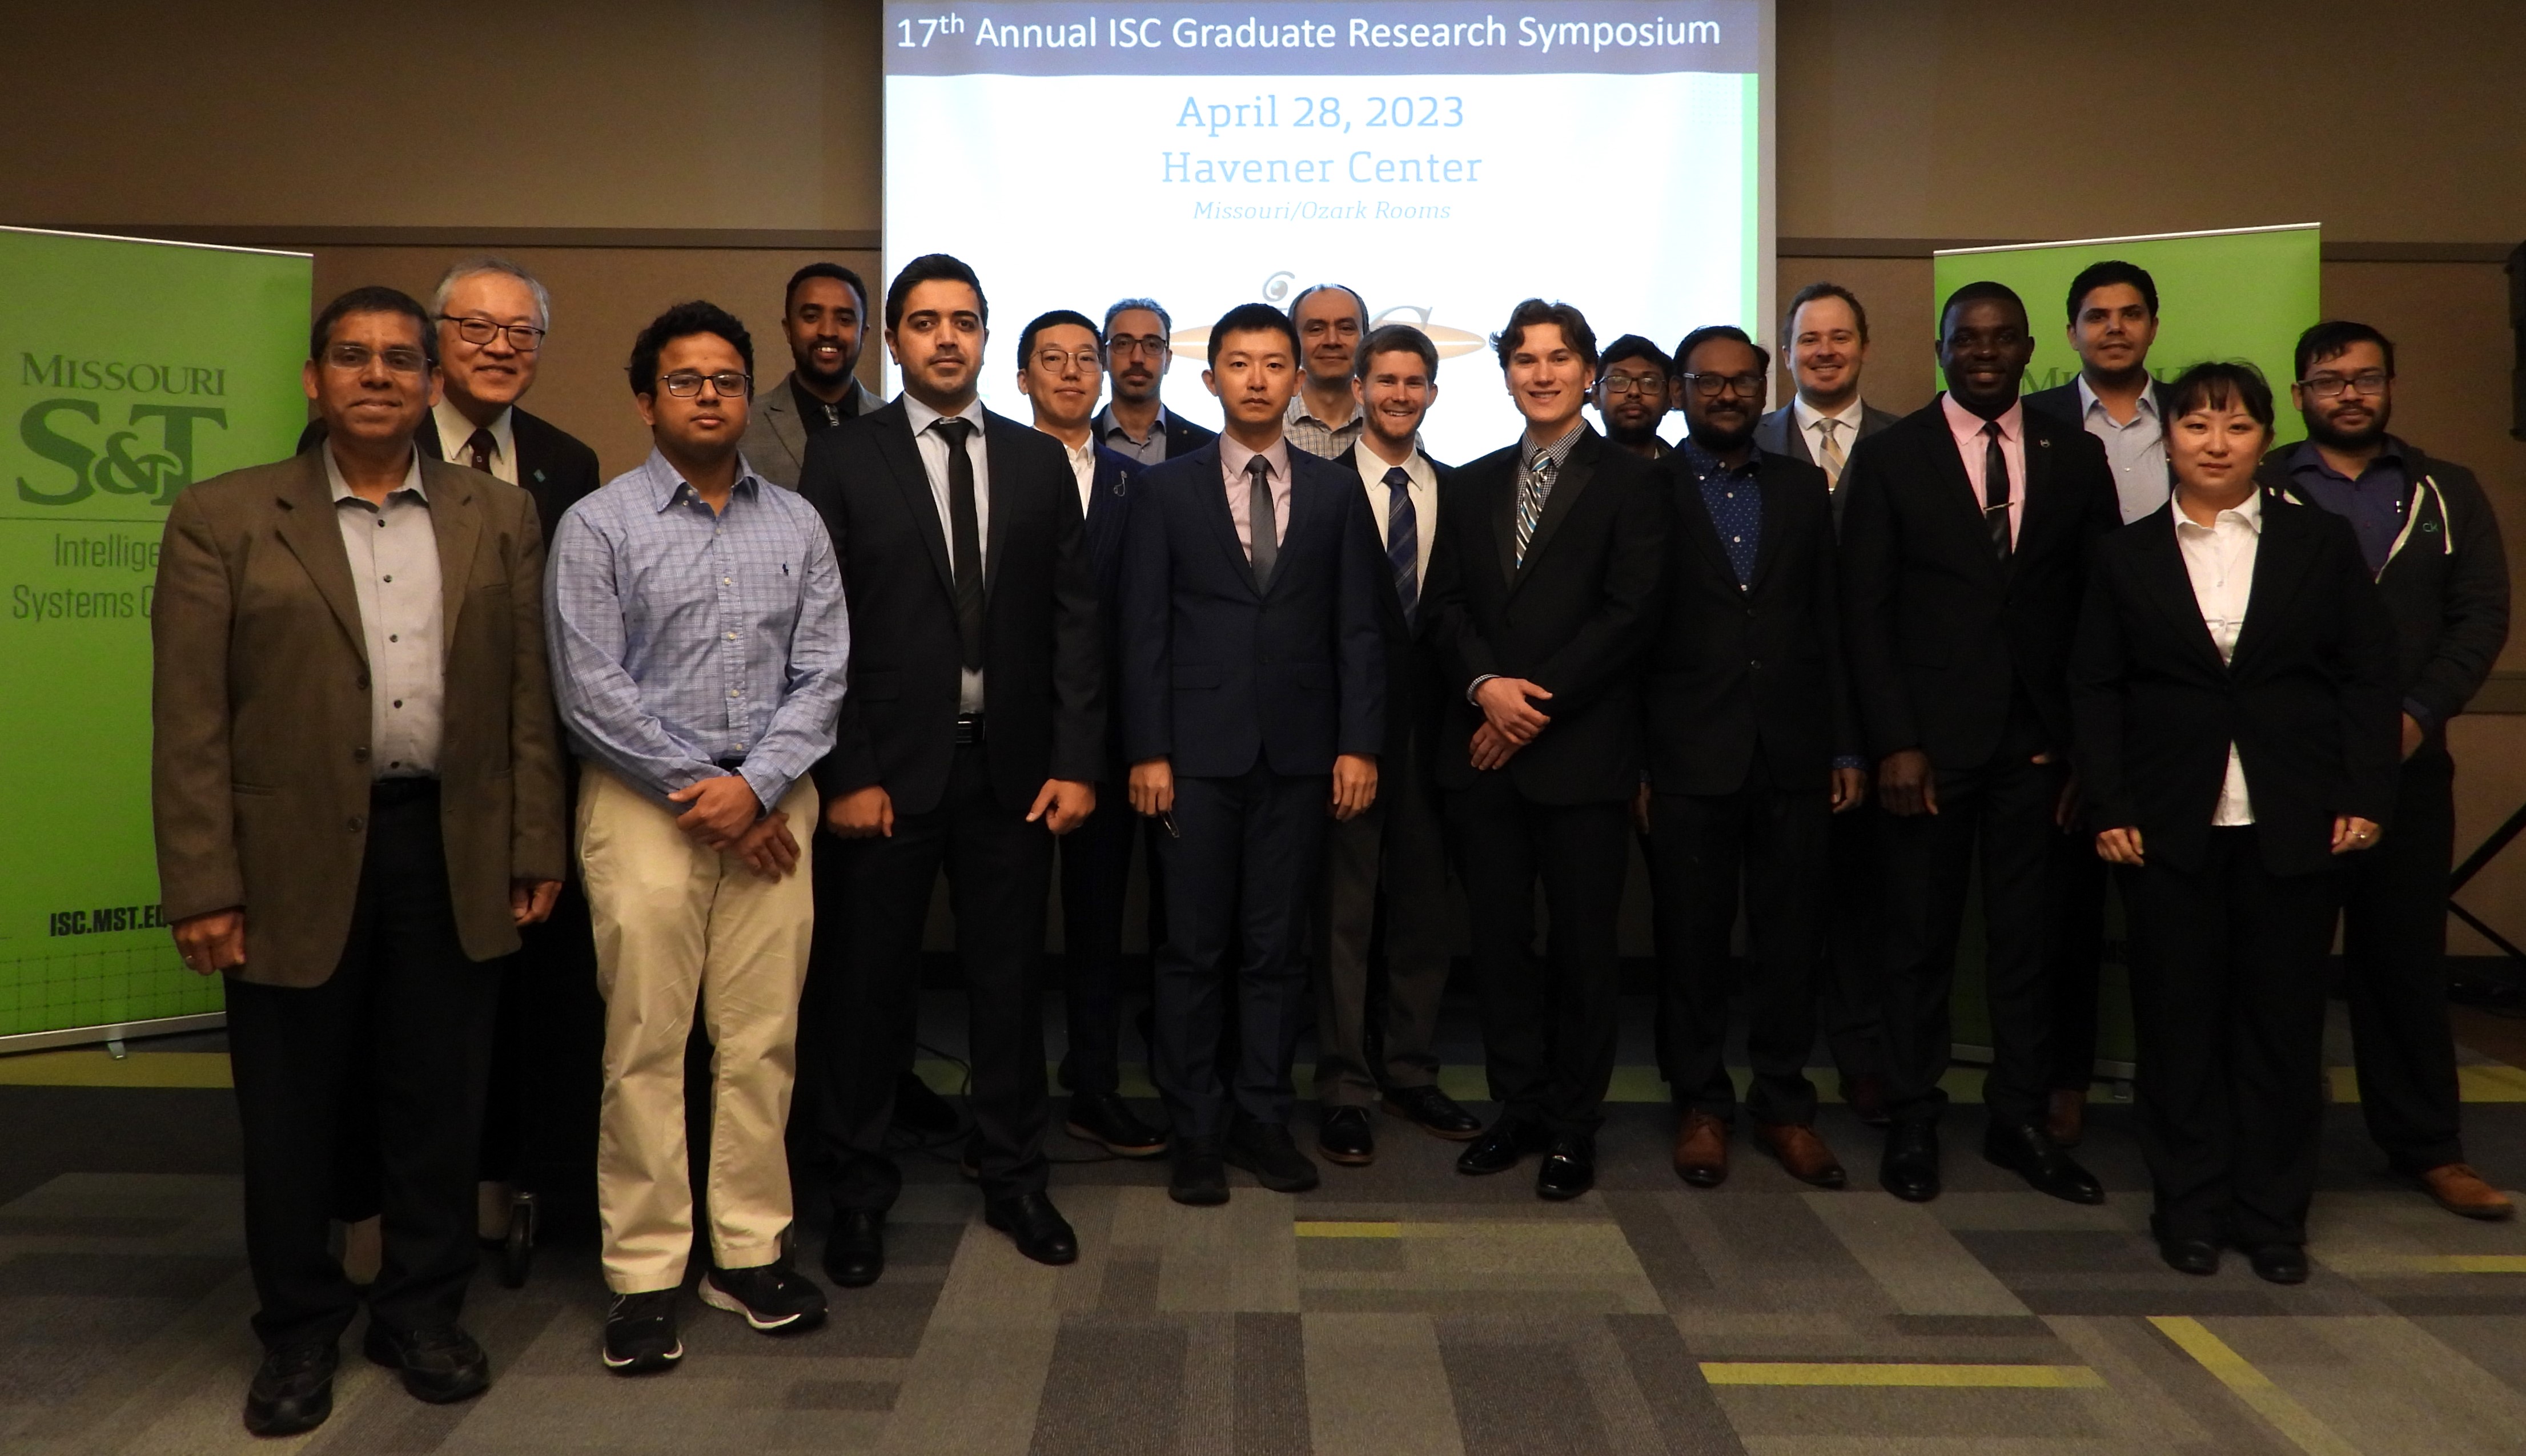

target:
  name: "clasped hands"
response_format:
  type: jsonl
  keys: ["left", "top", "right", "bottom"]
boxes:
{"left": 1125, "top": 754, "right": 1378, "bottom": 822}
{"left": 822, "top": 778, "right": 1097, "bottom": 841}
{"left": 1469, "top": 676, "right": 1551, "bottom": 770}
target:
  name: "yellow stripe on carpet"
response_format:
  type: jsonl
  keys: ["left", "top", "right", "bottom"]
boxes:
{"left": 1698, "top": 1362, "right": 2103, "bottom": 1388}
{"left": 1295, "top": 1221, "right": 1402, "bottom": 1238}
{"left": 2149, "top": 1316, "right": 2361, "bottom": 1456}
{"left": 0, "top": 1051, "right": 232, "bottom": 1088}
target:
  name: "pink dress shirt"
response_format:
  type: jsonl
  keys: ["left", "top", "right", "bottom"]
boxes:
{"left": 1941, "top": 393, "right": 2028, "bottom": 548}
{"left": 1218, "top": 433, "right": 1294, "bottom": 560}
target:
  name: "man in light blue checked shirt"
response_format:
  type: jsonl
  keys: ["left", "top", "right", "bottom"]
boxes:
{"left": 545, "top": 301, "right": 847, "bottom": 1377}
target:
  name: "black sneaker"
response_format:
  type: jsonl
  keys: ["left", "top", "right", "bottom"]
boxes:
{"left": 361, "top": 1322, "right": 490, "bottom": 1403}
{"left": 1225, "top": 1120, "right": 1322, "bottom": 1193}
{"left": 1067, "top": 1089, "right": 1170, "bottom": 1157}
{"left": 701, "top": 1260, "right": 828, "bottom": 1334}
{"left": 1171, "top": 1137, "right": 1230, "bottom": 1206}
{"left": 243, "top": 1338, "right": 336, "bottom": 1435}
{"left": 603, "top": 1290, "right": 683, "bottom": 1376}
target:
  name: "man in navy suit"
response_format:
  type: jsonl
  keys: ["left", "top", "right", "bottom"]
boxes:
{"left": 1118, "top": 302, "right": 1386, "bottom": 1206}
{"left": 1014, "top": 308, "right": 1170, "bottom": 1161}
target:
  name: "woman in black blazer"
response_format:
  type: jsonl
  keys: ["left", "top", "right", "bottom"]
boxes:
{"left": 2070, "top": 362, "right": 2399, "bottom": 1284}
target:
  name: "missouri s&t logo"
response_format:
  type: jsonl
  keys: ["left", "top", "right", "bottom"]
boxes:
{"left": 15, "top": 353, "right": 230, "bottom": 507}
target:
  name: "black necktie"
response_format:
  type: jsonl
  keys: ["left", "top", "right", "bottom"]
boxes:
{"left": 465, "top": 428, "right": 495, "bottom": 474}
{"left": 933, "top": 417, "right": 985, "bottom": 669}
{"left": 1982, "top": 421, "right": 2013, "bottom": 564}
{"left": 1246, "top": 455, "right": 1278, "bottom": 591}
{"left": 1383, "top": 465, "right": 1420, "bottom": 623}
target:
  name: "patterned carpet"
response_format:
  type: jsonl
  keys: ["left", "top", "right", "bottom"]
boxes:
{"left": 3, "top": 998, "right": 2524, "bottom": 1455}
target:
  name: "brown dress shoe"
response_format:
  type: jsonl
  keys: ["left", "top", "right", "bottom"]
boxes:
{"left": 1673, "top": 1111, "right": 1729, "bottom": 1188}
{"left": 1840, "top": 1074, "right": 1892, "bottom": 1129}
{"left": 1756, "top": 1123, "right": 1847, "bottom": 1189}
{"left": 2046, "top": 1088, "right": 2087, "bottom": 1149}
{"left": 2417, "top": 1163, "right": 2516, "bottom": 1221}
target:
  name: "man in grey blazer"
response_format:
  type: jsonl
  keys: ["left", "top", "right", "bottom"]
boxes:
{"left": 1745, "top": 280, "right": 1900, "bottom": 1128}
{"left": 741, "top": 262, "right": 883, "bottom": 489}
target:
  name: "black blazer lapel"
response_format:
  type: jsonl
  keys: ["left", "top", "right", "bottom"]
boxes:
{"left": 876, "top": 406, "right": 957, "bottom": 602}
{"left": 1264, "top": 455, "right": 1323, "bottom": 600}
{"left": 2133, "top": 507, "right": 2232, "bottom": 676}
{"left": 1487, "top": 456, "right": 1519, "bottom": 588}
{"left": 1672, "top": 466, "right": 1742, "bottom": 588}
{"left": 1744, "top": 466, "right": 1791, "bottom": 593}
{"left": 1927, "top": 405, "right": 2006, "bottom": 585}
{"left": 2010, "top": 415, "right": 2061, "bottom": 574}
{"left": 981, "top": 413, "right": 1025, "bottom": 601}
{"left": 1188, "top": 445, "right": 1260, "bottom": 598}
{"left": 2228, "top": 500, "right": 2312, "bottom": 672}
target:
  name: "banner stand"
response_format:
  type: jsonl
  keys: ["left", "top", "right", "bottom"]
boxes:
{"left": 0, "top": 1011, "right": 224, "bottom": 1059}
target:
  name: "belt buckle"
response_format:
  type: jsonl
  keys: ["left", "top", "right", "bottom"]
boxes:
{"left": 955, "top": 714, "right": 985, "bottom": 745}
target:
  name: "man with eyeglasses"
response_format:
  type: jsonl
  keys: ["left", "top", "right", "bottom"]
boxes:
{"left": 1593, "top": 335, "right": 1675, "bottom": 460}
{"left": 1837, "top": 281, "right": 2120, "bottom": 1206}
{"left": 1013, "top": 308, "right": 1171, "bottom": 1163}
{"left": 154, "top": 286, "right": 567, "bottom": 1434}
{"left": 1286, "top": 283, "right": 1372, "bottom": 458}
{"left": 741, "top": 262, "right": 882, "bottom": 489}
{"left": 548, "top": 300, "right": 846, "bottom": 1375}
{"left": 2259, "top": 320, "right": 2513, "bottom": 1222}
{"left": 1094, "top": 297, "right": 1217, "bottom": 464}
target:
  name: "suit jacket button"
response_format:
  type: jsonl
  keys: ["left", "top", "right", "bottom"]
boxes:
{"left": 1749, "top": 659, "right": 1762, "bottom": 670}
{"left": 357, "top": 674, "right": 371, "bottom": 690}
{"left": 353, "top": 746, "right": 370, "bottom": 761}
{"left": 347, "top": 816, "right": 364, "bottom": 832}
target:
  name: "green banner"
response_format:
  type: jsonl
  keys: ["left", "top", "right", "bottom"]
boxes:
{"left": 1934, "top": 223, "right": 2322, "bottom": 446}
{"left": 0, "top": 227, "right": 310, "bottom": 1040}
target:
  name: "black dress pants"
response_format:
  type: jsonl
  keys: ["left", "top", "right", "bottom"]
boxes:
{"left": 1817, "top": 799, "right": 1889, "bottom": 1089}
{"left": 1651, "top": 763, "right": 1828, "bottom": 1127}
{"left": 1447, "top": 774, "right": 1629, "bottom": 1136}
{"left": 1875, "top": 722, "right": 2065, "bottom": 1128}
{"left": 820, "top": 745, "right": 1054, "bottom": 1212}
{"left": 223, "top": 781, "right": 503, "bottom": 1351}
{"left": 1150, "top": 762, "right": 1327, "bottom": 1140}
{"left": 2048, "top": 827, "right": 2109, "bottom": 1091}
{"left": 1057, "top": 790, "right": 1142, "bottom": 1095}
{"left": 2342, "top": 745, "right": 2464, "bottom": 1171}
{"left": 2123, "top": 827, "right": 2339, "bottom": 1247}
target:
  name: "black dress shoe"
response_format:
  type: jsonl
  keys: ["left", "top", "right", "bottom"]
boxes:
{"left": 1981, "top": 1121, "right": 2106, "bottom": 1205}
{"left": 1536, "top": 1132, "right": 1596, "bottom": 1201}
{"left": 824, "top": 1209, "right": 885, "bottom": 1288}
{"left": 894, "top": 1071, "right": 961, "bottom": 1137}
{"left": 1318, "top": 1107, "right": 1376, "bottom": 1166}
{"left": 362, "top": 1322, "right": 490, "bottom": 1404}
{"left": 1171, "top": 1137, "right": 1230, "bottom": 1206}
{"left": 1066, "top": 1090, "right": 1169, "bottom": 1158}
{"left": 1226, "top": 1120, "right": 1322, "bottom": 1193}
{"left": 2246, "top": 1243, "right": 2310, "bottom": 1285}
{"left": 1457, "top": 1117, "right": 1548, "bottom": 1176}
{"left": 1878, "top": 1120, "right": 1942, "bottom": 1202}
{"left": 244, "top": 1338, "right": 336, "bottom": 1436}
{"left": 984, "top": 1191, "right": 1079, "bottom": 1265}
{"left": 2158, "top": 1237, "right": 2220, "bottom": 1277}
{"left": 1383, "top": 1084, "right": 1484, "bottom": 1140}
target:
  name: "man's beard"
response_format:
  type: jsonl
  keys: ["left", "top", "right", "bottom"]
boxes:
{"left": 2306, "top": 405, "right": 2390, "bottom": 454}
{"left": 1688, "top": 419, "right": 1756, "bottom": 455}
{"left": 797, "top": 343, "right": 858, "bottom": 387}
{"left": 1607, "top": 420, "right": 1665, "bottom": 448}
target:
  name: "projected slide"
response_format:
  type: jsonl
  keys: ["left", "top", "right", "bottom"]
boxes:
{"left": 885, "top": 1, "right": 1770, "bottom": 462}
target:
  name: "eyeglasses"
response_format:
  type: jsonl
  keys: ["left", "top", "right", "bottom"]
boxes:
{"left": 323, "top": 343, "right": 429, "bottom": 375}
{"left": 1107, "top": 335, "right": 1170, "bottom": 359}
{"left": 1677, "top": 371, "right": 1765, "bottom": 398}
{"left": 2298, "top": 370, "right": 2391, "bottom": 400}
{"left": 1599, "top": 373, "right": 1667, "bottom": 397}
{"left": 1032, "top": 348, "right": 1102, "bottom": 375}
{"left": 658, "top": 370, "right": 749, "bottom": 398}
{"left": 441, "top": 316, "right": 546, "bottom": 352}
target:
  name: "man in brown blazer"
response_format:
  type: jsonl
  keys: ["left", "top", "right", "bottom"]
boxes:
{"left": 152, "top": 285, "right": 566, "bottom": 1437}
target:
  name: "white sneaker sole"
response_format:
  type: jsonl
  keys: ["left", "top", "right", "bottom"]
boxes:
{"left": 601, "top": 1338, "right": 682, "bottom": 1372}
{"left": 698, "top": 1280, "right": 811, "bottom": 1332}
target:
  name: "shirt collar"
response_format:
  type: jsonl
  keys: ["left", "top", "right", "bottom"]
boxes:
{"left": 1095, "top": 403, "right": 1168, "bottom": 444}
{"left": 1521, "top": 418, "right": 1588, "bottom": 471}
{"left": 1941, "top": 392, "right": 2022, "bottom": 444}
{"left": 2075, "top": 375, "right": 2161, "bottom": 424}
{"left": 431, "top": 399, "right": 513, "bottom": 464}
{"left": 1220, "top": 432, "right": 1290, "bottom": 483}
{"left": 2174, "top": 486, "right": 2264, "bottom": 536}
{"left": 2284, "top": 435, "right": 2412, "bottom": 483}
{"left": 637, "top": 446, "right": 762, "bottom": 513}
{"left": 323, "top": 441, "right": 426, "bottom": 505}
{"left": 1355, "top": 442, "right": 1431, "bottom": 490}
{"left": 1287, "top": 393, "right": 1362, "bottom": 431}
{"left": 1678, "top": 437, "right": 1759, "bottom": 481}
{"left": 1790, "top": 395, "right": 1866, "bottom": 433}
{"left": 903, "top": 391, "right": 987, "bottom": 440}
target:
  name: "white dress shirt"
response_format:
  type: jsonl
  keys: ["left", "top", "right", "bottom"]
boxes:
{"left": 1354, "top": 442, "right": 1437, "bottom": 585}
{"left": 1061, "top": 435, "right": 1096, "bottom": 515}
{"left": 1790, "top": 395, "right": 1868, "bottom": 484}
{"left": 903, "top": 392, "right": 991, "bottom": 712}
{"left": 432, "top": 399, "right": 517, "bottom": 484}
{"left": 2079, "top": 376, "right": 2170, "bottom": 524}
{"left": 2174, "top": 489, "right": 2262, "bottom": 826}
{"left": 324, "top": 444, "right": 445, "bottom": 777}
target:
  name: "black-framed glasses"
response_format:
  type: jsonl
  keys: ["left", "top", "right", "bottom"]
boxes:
{"left": 323, "top": 343, "right": 428, "bottom": 375}
{"left": 441, "top": 315, "right": 546, "bottom": 352}
{"left": 2297, "top": 370, "right": 2390, "bottom": 400}
{"left": 1032, "top": 348, "right": 1102, "bottom": 375}
{"left": 660, "top": 369, "right": 749, "bottom": 398}
{"left": 1107, "top": 335, "right": 1170, "bottom": 359}
{"left": 1677, "top": 371, "right": 1765, "bottom": 398}
{"left": 1599, "top": 373, "right": 1667, "bottom": 397}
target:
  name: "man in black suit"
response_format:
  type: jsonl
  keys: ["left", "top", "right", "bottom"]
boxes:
{"left": 2022, "top": 259, "right": 2178, "bottom": 1150}
{"left": 1094, "top": 298, "right": 1218, "bottom": 465}
{"left": 1118, "top": 302, "right": 1386, "bottom": 1206}
{"left": 1837, "top": 280, "right": 2121, "bottom": 1205}
{"left": 1649, "top": 325, "right": 1862, "bottom": 1194}
{"left": 799, "top": 254, "right": 1103, "bottom": 1283}
{"left": 1750, "top": 281, "right": 1900, "bottom": 1127}
{"left": 1310, "top": 324, "right": 1485, "bottom": 1169}
{"left": 1013, "top": 307, "right": 1170, "bottom": 1161}
{"left": 1426, "top": 299, "right": 1666, "bottom": 1201}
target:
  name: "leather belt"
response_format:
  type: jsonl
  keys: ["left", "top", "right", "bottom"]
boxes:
{"left": 955, "top": 714, "right": 987, "bottom": 745}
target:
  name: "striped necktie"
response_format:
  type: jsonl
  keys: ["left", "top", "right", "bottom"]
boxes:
{"left": 1514, "top": 451, "right": 1556, "bottom": 568}
{"left": 1383, "top": 465, "right": 1419, "bottom": 622}
{"left": 1814, "top": 418, "right": 1845, "bottom": 488}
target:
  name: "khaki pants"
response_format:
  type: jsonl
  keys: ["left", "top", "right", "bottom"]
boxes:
{"left": 579, "top": 765, "right": 816, "bottom": 1293}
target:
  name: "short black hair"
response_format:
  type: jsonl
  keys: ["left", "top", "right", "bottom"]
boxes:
{"left": 1492, "top": 299, "right": 1598, "bottom": 373}
{"left": 2294, "top": 320, "right": 2396, "bottom": 383}
{"left": 1939, "top": 280, "right": 2029, "bottom": 335}
{"left": 1290, "top": 283, "right": 1370, "bottom": 333}
{"left": 1355, "top": 323, "right": 1439, "bottom": 379}
{"left": 311, "top": 285, "right": 435, "bottom": 368}
{"left": 627, "top": 300, "right": 753, "bottom": 397}
{"left": 885, "top": 254, "right": 989, "bottom": 333}
{"left": 1207, "top": 301, "right": 1300, "bottom": 367}
{"left": 1782, "top": 281, "right": 1870, "bottom": 345}
{"left": 1596, "top": 333, "right": 1673, "bottom": 381}
{"left": 1105, "top": 296, "right": 1172, "bottom": 336}
{"left": 2065, "top": 260, "right": 2158, "bottom": 324}
{"left": 1673, "top": 324, "right": 1770, "bottom": 379}
{"left": 785, "top": 262, "right": 869, "bottom": 315}
{"left": 2163, "top": 360, "right": 2276, "bottom": 432}
{"left": 1019, "top": 309, "right": 1102, "bottom": 365}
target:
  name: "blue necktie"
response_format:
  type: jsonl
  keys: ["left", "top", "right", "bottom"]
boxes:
{"left": 1384, "top": 466, "right": 1420, "bottom": 624}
